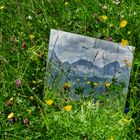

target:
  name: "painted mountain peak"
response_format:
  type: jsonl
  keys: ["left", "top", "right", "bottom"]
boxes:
{"left": 49, "top": 50, "right": 129, "bottom": 79}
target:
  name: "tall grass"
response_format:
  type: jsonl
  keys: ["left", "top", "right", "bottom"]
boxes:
{"left": 0, "top": 0, "right": 140, "bottom": 139}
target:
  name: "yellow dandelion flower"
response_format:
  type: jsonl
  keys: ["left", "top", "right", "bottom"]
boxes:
{"left": 64, "top": 82, "right": 71, "bottom": 89}
{"left": 19, "top": 32, "right": 24, "bottom": 36}
{"left": 9, "top": 97, "right": 14, "bottom": 101}
{"left": 45, "top": 99, "right": 53, "bottom": 106}
{"left": 86, "top": 81, "right": 91, "bottom": 84}
{"left": 123, "top": 59, "right": 131, "bottom": 68}
{"left": 105, "top": 83, "right": 111, "bottom": 87}
{"left": 126, "top": 63, "right": 131, "bottom": 68}
{"left": 64, "top": 2, "right": 69, "bottom": 6}
{"left": 29, "top": 34, "right": 35, "bottom": 40}
{"left": 121, "top": 39, "right": 128, "bottom": 46}
{"left": 120, "top": 20, "right": 127, "bottom": 28}
{"left": 0, "top": 6, "right": 5, "bottom": 10}
{"left": 27, "top": 109, "right": 32, "bottom": 114}
{"left": 96, "top": 101, "right": 100, "bottom": 108}
{"left": 100, "top": 15, "right": 108, "bottom": 22}
{"left": 64, "top": 105, "right": 72, "bottom": 112}
{"left": 32, "top": 80, "right": 37, "bottom": 84}
{"left": 123, "top": 59, "right": 128, "bottom": 63}
{"left": 8, "top": 112, "right": 14, "bottom": 119}
{"left": 29, "top": 96, "right": 34, "bottom": 100}
{"left": 127, "top": 31, "right": 131, "bottom": 35}
{"left": 123, "top": 118, "right": 132, "bottom": 124}
{"left": 108, "top": 136, "right": 114, "bottom": 140}
{"left": 93, "top": 82, "right": 98, "bottom": 86}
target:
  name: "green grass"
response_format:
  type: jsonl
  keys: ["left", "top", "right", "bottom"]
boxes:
{"left": 0, "top": 0, "right": 140, "bottom": 139}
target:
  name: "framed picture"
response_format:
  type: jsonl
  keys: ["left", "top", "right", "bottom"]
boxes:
{"left": 47, "top": 29, "right": 135, "bottom": 108}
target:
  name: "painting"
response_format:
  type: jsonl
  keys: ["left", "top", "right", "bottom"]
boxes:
{"left": 47, "top": 29, "right": 135, "bottom": 107}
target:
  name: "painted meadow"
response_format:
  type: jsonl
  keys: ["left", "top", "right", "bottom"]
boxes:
{"left": 0, "top": 0, "right": 140, "bottom": 139}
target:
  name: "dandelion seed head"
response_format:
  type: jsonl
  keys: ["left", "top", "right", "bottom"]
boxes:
{"left": 102, "top": 5, "right": 108, "bottom": 10}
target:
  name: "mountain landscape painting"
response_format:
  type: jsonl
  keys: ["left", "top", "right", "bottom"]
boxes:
{"left": 47, "top": 29, "right": 135, "bottom": 107}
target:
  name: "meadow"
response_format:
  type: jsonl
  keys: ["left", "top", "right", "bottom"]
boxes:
{"left": 0, "top": 0, "right": 140, "bottom": 139}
